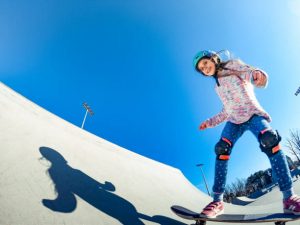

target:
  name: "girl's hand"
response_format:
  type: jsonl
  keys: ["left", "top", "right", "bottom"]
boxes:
{"left": 252, "top": 70, "right": 267, "bottom": 87}
{"left": 199, "top": 121, "right": 209, "bottom": 130}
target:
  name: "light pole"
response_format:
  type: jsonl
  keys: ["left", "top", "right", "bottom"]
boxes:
{"left": 196, "top": 164, "right": 211, "bottom": 196}
{"left": 295, "top": 86, "right": 300, "bottom": 96}
{"left": 81, "top": 102, "right": 94, "bottom": 129}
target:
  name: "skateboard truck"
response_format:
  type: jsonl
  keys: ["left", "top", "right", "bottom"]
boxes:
{"left": 195, "top": 220, "right": 206, "bottom": 225}
{"left": 274, "top": 222, "right": 286, "bottom": 225}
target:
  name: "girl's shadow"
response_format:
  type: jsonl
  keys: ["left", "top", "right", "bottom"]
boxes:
{"left": 39, "top": 147, "right": 186, "bottom": 225}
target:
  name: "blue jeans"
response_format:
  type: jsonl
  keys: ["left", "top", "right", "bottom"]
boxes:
{"left": 213, "top": 115, "right": 293, "bottom": 201}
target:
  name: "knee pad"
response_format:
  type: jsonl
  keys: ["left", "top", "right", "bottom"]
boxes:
{"left": 215, "top": 137, "right": 232, "bottom": 160}
{"left": 258, "top": 129, "right": 281, "bottom": 157}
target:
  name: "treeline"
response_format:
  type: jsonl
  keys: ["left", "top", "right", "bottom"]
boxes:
{"left": 224, "top": 129, "right": 300, "bottom": 203}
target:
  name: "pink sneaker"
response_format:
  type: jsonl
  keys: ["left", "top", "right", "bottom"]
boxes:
{"left": 201, "top": 201, "right": 224, "bottom": 218}
{"left": 283, "top": 195, "right": 300, "bottom": 215}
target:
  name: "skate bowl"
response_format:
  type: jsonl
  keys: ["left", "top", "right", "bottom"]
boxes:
{"left": 231, "top": 196, "right": 255, "bottom": 206}
{"left": 1, "top": 81, "right": 300, "bottom": 225}
{"left": 0, "top": 82, "right": 210, "bottom": 225}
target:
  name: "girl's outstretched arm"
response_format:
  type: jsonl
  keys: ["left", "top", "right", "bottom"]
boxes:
{"left": 228, "top": 60, "right": 268, "bottom": 88}
{"left": 199, "top": 108, "right": 228, "bottom": 130}
{"left": 238, "top": 62, "right": 268, "bottom": 88}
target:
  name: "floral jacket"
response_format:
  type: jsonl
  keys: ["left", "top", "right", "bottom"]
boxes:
{"left": 205, "top": 60, "right": 271, "bottom": 127}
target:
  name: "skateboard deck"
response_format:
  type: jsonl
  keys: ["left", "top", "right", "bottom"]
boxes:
{"left": 171, "top": 205, "right": 300, "bottom": 225}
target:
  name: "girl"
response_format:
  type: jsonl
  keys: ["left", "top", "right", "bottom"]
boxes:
{"left": 194, "top": 50, "right": 300, "bottom": 218}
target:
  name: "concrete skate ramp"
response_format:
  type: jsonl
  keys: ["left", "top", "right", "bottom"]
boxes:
{"left": 0, "top": 82, "right": 299, "bottom": 225}
{"left": 231, "top": 196, "right": 255, "bottom": 206}
{"left": 248, "top": 180, "right": 300, "bottom": 207}
{"left": 0, "top": 82, "right": 209, "bottom": 224}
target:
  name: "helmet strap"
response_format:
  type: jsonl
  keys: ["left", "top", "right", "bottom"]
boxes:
{"left": 213, "top": 75, "right": 220, "bottom": 86}
{"left": 212, "top": 58, "right": 221, "bottom": 86}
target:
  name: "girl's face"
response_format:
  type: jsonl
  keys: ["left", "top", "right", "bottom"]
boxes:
{"left": 197, "top": 58, "right": 216, "bottom": 76}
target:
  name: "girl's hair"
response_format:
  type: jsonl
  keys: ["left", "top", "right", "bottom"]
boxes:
{"left": 217, "top": 59, "right": 251, "bottom": 77}
{"left": 219, "top": 58, "right": 245, "bottom": 69}
{"left": 198, "top": 50, "right": 255, "bottom": 86}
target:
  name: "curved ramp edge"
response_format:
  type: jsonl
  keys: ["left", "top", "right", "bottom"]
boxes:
{"left": 0, "top": 82, "right": 209, "bottom": 225}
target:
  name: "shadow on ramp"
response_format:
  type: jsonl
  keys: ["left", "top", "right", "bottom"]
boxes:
{"left": 39, "top": 147, "right": 186, "bottom": 225}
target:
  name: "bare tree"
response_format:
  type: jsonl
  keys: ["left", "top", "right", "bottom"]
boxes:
{"left": 285, "top": 129, "right": 300, "bottom": 164}
{"left": 224, "top": 184, "right": 234, "bottom": 203}
{"left": 224, "top": 178, "right": 247, "bottom": 202}
{"left": 232, "top": 178, "right": 246, "bottom": 197}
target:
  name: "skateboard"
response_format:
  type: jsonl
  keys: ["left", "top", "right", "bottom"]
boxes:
{"left": 171, "top": 205, "right": 300, "bottom": 225}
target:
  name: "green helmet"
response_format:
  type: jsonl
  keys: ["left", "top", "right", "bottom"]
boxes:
{"left": 193, "top": 50, "right": 218, "bottom": 71}
{"left": 193, "top": 50, "right": 222, "bottom": 86}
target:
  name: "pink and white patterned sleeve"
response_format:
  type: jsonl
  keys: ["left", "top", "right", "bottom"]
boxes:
{"left": 237, "top": 62, "right": 269, "bottom": 88}
{"left": 205, "top": 107, "right": 229, "bottom": 128}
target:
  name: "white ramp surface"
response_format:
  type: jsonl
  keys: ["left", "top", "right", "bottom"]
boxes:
{"left": 0, "top": 82, "right": 210, "bottom": 224}
{"left": 1, "top": 81, "right": 299, "bottom": 225}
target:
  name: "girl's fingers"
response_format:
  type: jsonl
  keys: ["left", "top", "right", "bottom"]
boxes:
{"left": 253, "top": 73, "right": 257, "bottom": 80}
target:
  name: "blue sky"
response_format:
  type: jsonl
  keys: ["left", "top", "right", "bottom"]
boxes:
{"left": 1, "top": 0, "right": 300, "bottom": 193}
